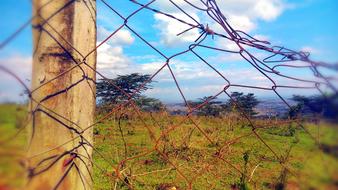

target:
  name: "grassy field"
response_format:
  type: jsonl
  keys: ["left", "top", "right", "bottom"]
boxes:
{"left": 0, "top": 104, "right": 27, "bottom": 189}
{"left": 0, "top": 104, "right": 337, "bottom": 189}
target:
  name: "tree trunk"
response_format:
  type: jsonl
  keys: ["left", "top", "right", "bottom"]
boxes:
{"left": 28, "top": 0, "right": 96, "bottom": 189}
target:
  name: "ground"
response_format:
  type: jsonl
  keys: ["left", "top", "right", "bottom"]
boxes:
{"left": 0, "top": 104, "right": 337, "bottom": 189}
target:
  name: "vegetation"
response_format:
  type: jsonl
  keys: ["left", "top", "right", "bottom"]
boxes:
{"left": 91, "top": 111, "right": 338, "bottom": 190}
{"left": 288, "top": 93, "right": 338, "bottom": 121}
{"left": 97, "top": 73, "right": 164, "bottom": 113}
{"left": 188, "top": 92, "right": 259, "bottom": 118}
{"left": 0, "top": 104, "right": 27, "bottom": 189}
{"left": 0, "top": 93, "right": 337, "bottom": 189}
{"left": 228, "top": 92, "right": 259, "bottom": 117}
{"left": 188, "top": 96, "right": 224, "bottom": 117}
{"left": 135, "top": 96, "right": 165, "bottom": 112}
{"left": 96, "top": 73, "right": 152, "bottom": 104}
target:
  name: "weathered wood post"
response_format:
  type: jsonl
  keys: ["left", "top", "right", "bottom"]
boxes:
{"left": 28, "top": 0, "right": 96, "bottom": 189}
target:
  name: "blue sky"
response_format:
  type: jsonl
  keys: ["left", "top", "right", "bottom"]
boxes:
{"left": 0, "top": 0, "right": 337, "bottom": 103}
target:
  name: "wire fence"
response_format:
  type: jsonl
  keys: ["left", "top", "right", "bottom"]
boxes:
{"left": 0, "top": 0, "right": 337, "bottom": 189}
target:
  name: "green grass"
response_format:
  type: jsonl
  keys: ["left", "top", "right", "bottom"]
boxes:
{"left": 0, "top": 104, "right": 337, "bottom": 189}
{"left": 0, "top": 104, "right": 27, "bottom": 189}
{"left": 91, "top": 113, "right": 338, "bottom": 190}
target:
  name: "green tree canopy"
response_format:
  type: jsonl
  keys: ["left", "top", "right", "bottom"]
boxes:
{"left": 96, "top": 73, "right": 165, "bottom": 112}
{"left": 135, "top": 96, "right": 165, "bottom": 112}
{"left": 96, "top": 73, "right": 152, "bottom": 104}
{"left": 188, "top": 93, "right": 259, "bottom": 117}
{"left": 227, "top": 92, "right": 259, "bottom": 117}
{"left": 288, "top": 94, "right": 338, "bottom": 121}
{"left": 195, "top": 96, "right": 223, "bottom": 117}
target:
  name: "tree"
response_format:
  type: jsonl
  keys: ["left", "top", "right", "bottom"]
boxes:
{"left": 135, "top": 96, "right": 165, "bottom": 112}
{"left": 227, "top": 92, "right": 259, "bottom": 117}
{"left": 190, "top": 96, "right": 224, "bottom": 117}
{"left": 96, "top": 73, "right": 166, "bottom": 113}
{"left": 287, "top": 104, "right": 303, "bottom": 119}
{"left": 288, "top": 94, "right": 338, "bottom": 121}
{"left": 96, "top": 73, "right": 152, "bottom": 104}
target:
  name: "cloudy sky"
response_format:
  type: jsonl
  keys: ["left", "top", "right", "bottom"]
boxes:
{"left": 0, "top": 0, "right": 337, "bottom": 103}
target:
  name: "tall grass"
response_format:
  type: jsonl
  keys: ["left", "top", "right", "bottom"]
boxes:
{"left": 0, "top": 104, "right": 337, "bottom": 189}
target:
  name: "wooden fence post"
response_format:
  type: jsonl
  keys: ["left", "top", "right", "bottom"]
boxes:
{"left": 28, "top": 0, "right": 96, "bottom": 189}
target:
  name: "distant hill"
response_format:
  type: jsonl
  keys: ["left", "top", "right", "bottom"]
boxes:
{"left": 165, "top": 98, "right": 296, "bottom": 117}
{"left": 254, "top": 98, "right": 296, "bottom": 118}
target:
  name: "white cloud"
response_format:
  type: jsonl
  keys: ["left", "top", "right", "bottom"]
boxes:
{"left": 152, "top": 0, "right": 285, "bottom": 46}
{"left": 96, "top": 0, "right": 309, "bottom": 101}
{"left": 215, "top": 0, "right": 284, "bottom": 21}
{"left": 300, "top": 46, "right": 319, "bottom": 55}
{"left": 252, "top": 0, "right": 285, "bottom": 21}
{"left": 208, "top": 0, "right": 285, "bottom": 34}
{"left": 153, "top": 0, "right": 203, "bottom": 13}
{"left": 0, "top": 55, "right": 32, "bottom": 81}
{"left": 0, "top": 55, "right": 32, "bottom": 102}
{"left": 97, "top": 26, "right": 135, "bottom": 45}
{"left": 96, "top": 26, "right": 135, "bottom": 76}
{"left": 215, "top": 38, "right": 241, "bottom": 52}
{"left": 97, "top": 43, "right": 131, "bottom": 71}
{"left": 227, "top": 15, "right": 256, "bottom": 32}
{"left": 154, "top": 12, "right": 200, "bottom": 46}
{"left": 96, "top": 48, "right": 277, "bottom": 92}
